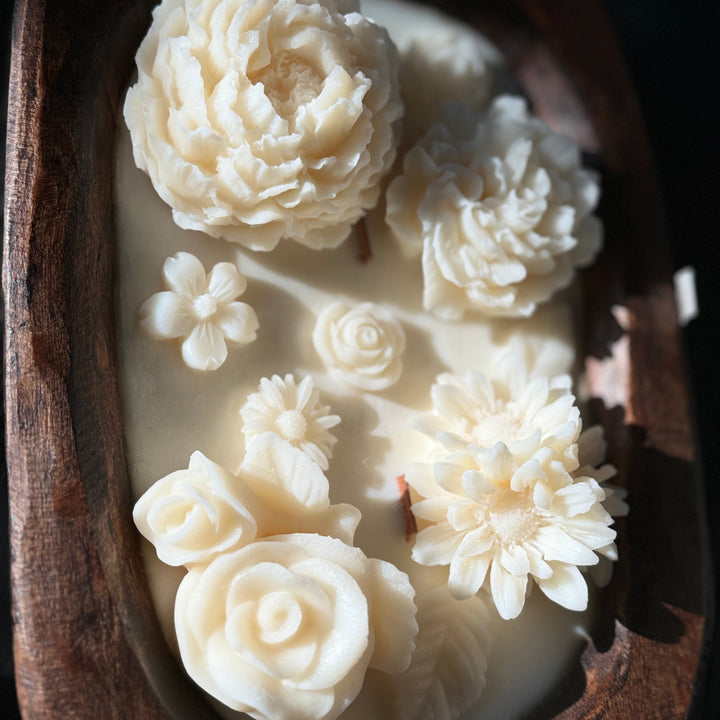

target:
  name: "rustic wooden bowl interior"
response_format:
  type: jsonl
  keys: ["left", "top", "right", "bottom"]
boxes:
{"left": 3, "top": 0, "right": 711, "bottom": 718}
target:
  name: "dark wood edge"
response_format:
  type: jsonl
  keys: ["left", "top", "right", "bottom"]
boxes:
{"left": 3, "top": 0, "right": 214, "bottom": 717}
{"left": 505, "top": 2, "right": 712, "bottom": 717}
{"left": 2, "top": 0, "right": 711, "bottom": 718}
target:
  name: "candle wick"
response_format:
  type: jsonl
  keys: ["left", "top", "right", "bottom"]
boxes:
{"left": 396, "top": 475, "right": 417, "bottom": 540}
{"left": 356, "top": 217, "right": 372, "bottom": 263}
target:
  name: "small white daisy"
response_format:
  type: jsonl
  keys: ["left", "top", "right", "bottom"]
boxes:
{"left": 240, "top": 374, "right": 340, "bottom": 470}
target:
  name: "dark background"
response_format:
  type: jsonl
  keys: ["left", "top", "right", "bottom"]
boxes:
{"left": 1, "top": 0, "right": 718, "bottom": 717}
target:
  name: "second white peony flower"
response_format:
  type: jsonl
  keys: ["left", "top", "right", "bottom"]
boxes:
{"left": 386, "top": 95, "right": 603, "bottom": 319}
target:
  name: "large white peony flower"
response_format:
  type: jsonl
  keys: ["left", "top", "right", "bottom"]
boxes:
{"left": 240, "top": 374, "right": 340, "bottom": 470}
{"left": 139, "top": 252, "right": 258, "bottom": 371}
{"left": 124, "top": 0, "right": 402, "bottom": 250}
{"left": 417, "top": 354, "right": 581, "bottom": 470}
{"left": 133, "top": 433, "right": 360, "bottom": 567}
{"left": 313, "top": 301, "right": 406, "bottom": 391}
{"left": 386, "top": 95, "right": 602, "bottom": 318}
{"left": 407, "top": 435, "right": 624, "bottom": 620}
{"left": 175, "top": 533, "right": 417, "bottom": 720}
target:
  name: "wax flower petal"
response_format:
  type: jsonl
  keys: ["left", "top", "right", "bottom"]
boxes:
{"left": 139, "top": 252, "right": 258, "bottom": 371}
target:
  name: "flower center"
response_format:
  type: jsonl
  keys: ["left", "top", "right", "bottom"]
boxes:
{"left": 256, "top": 591, "right": 303, "bottom": 645}
{"left": 471, "top": 405, "right": 533, "bottom": 447}
{"left": 254, "top": 51, "right": 323, "bottom": 117}
{"left": 487, "top": 495, "right": 537, "bottom": 547}
{"left": 357, "top": 325, "right": 380, "bottom": 349}
{"left": 193, "top": 293, "right": 218, "bottom": 320}
{"left": 275, "top": 410, "right": 308, "bottom": 443}
{"left": 153, "top": 501, "right": 193, "bottom": 536}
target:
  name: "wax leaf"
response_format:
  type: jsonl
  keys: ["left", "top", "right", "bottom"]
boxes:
{"left": 389, "top": 586, "right": 492, "bottom": 720}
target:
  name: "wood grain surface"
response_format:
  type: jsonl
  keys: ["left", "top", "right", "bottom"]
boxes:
{"left": 3, "top": 0, "right": 711, "bottom": 718}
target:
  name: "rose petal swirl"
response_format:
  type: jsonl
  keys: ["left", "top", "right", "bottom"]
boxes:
{"left": 175, "top": 533, "right": 417, "bottom": 720}
{"left": 313, "top": 301, "right": 406, "bottom": 391}
{"left": 133, "top": 451, "right": 257, "bottom": 567}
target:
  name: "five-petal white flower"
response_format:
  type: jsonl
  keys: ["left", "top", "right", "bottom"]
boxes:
{"left": 139, "top": 252, "right": 258, "bottom": 371}
{"left": 241, "top": 374, "right": 340, "bottom": 471}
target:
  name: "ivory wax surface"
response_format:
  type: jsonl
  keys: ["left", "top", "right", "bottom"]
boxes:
{"left": 115, "top": 1, "right": 594, "bottom": 717}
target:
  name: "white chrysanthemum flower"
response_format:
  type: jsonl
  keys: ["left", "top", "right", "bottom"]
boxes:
{"left": 407, "top": 437, "right": 622, "bottom": 620}
{"left": 386, "top": 95, "right": 602, "bottom": 318}
{"left": 240, "top": 374, "right": 340, "bottom": 470}
{"left": 139, "top": 252, "right": 258, "bottom": 371}
{"left": 417, "top": 354, "right": 580, "bottom": 470}
{"left": 124, "top": 0, "right": 402, "bottom": 251}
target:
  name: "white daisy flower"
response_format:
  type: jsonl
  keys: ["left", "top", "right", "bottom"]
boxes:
{"left": 240, "top": 374, "right": 340, "bottom": 470}
{"left": 139, "top": 252, "right": 258, "bottom": 372}
{"left": 407, "top": 438, "right": 621, "bottom": 620}
{"left": 417, "top": 354, "right": 581, "bottom": 470}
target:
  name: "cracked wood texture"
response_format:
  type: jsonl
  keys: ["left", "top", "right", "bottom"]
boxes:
{"left": 3, "top": 0, "right": 711, "bottom": 719}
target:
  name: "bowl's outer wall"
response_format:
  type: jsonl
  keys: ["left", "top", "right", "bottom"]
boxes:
{"left": 3, "top": 0, "right": 710, "bottom": 718}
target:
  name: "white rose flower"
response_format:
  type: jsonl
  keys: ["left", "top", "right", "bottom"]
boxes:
{"left": 313, "top": 301, "right": 406, "bottom": 391}
{"left": 133, "top": 434, "right": 361, "bottom": 567}
{"left": 139, "top": 252, "right": 258, "bottom": 371}
{"left": 124, "top": 0, "right": 402, "bottom": 251}
{"left": 133, "top": 450, "right": 257, "bottom": 567}
{"left": 417, "top": 354, "right": 581, "bottom": 470}
{"left": 386, "top": 96, "right": 602, "bottom": 318}
{"left": 240, "top": 374, "right": 340, "bottom": 470}
{"left": 175, "top": 533, "right": 418, "bottom": 720}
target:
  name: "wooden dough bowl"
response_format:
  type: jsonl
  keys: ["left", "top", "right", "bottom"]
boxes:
{"left": 3, "top": 0, "right": 711, "bottom": 717}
